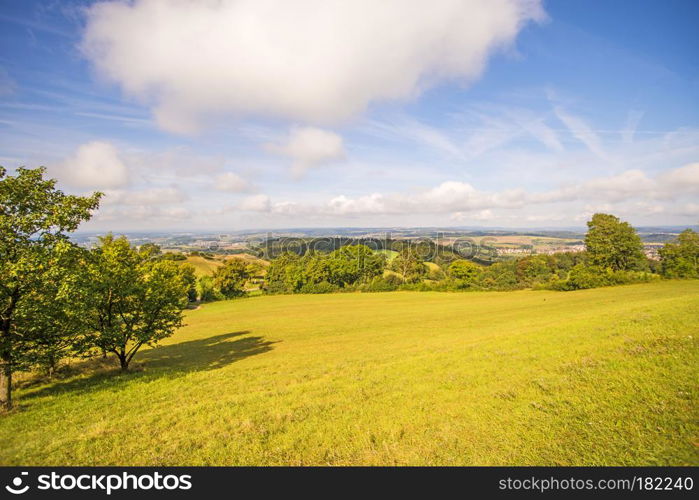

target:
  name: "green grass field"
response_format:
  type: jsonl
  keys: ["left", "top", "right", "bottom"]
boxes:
{"left": 375, "top": 249, "right": 399, "bottom": 262}
{"left": 182, "top": 255, "right": 223, "bottom": 277}
{"left": 1, "top": 281, "right": 697, "bottom": 465}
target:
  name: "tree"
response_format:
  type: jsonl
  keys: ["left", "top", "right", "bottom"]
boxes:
{"left": 0, "top": 166, "right": 100, "bottom": 410}
{"left": 303, "top": 252, "right": 332, "bottom": 285}
{"left": 659, "top": 229, "right": 699, "bottom": 278}
{"left": 21, "top": 247, "right": 90, "bottom": 377}
{"left": 196, "top": 275, "right": 218, "bottom": 302}
{"left": 80, "top": 235, "right": 190, "bottom": 371}
{"left": 327, "top": 245, "right": 385, "bottom": 286}
{"left": 264, "top": 253, "right": 303, "bottom": 293}
{"left": 448, "top": 259, "right": 483, "bottom": 284}
{"left": 585, "top": 213, "right": 645, "bottom": 271}
{"left": 390, "top": 249, "right": 426, "bottom": 283}
{"left": 212, "top": 259, "right": 250, "bottom": 298}
{"left": 180, "top": 264, "right": 198, "bottom": 302}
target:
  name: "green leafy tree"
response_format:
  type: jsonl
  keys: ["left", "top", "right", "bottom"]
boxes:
{"left": 585, "top": 213, "right": 645, "bottom": 271}
{"left": 659, "top": 229, "right": 699, "bottom": 278}
{"left": 80, "top": 235, "right": 190, "bottom": 371}
{"left": 196, "top": 275, "right": 218, "bottom": 301}
{"left": 265, "top": 253, "right": 303, "bottom": 293}
{"left": 327, "top": 245, "right": 385, "bottom": 286}
{"left": 0, "top": 166, "right": 100, "bottom": 409}
{"left": 22, "top": 248, "right": 90, "bottom": 377}
{"left": 515, "top": 255, "right": 556, "bottom": 286}
{"left": 180, "top": 264, "right": 198, "bottom": 302}
{"left": 303, "top": 252, "right": 333, "bottom": 285}
{"left": 139, "top": 243, "right": 161, "bottom": 257}
{"left": 448, "top": 259, "right": 483, "bottom": 284}
{"left": 390, "top": 249, "right": 426, "bottom": 284}
{"left": 212, "top": 259, "right": 249, "bottom": 298}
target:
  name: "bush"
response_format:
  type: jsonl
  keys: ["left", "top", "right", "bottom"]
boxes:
{"left": 196, "top": 276, "right": 220, "bottom": 301}
{"left": 298, "top": 281, "right": 338, "bottom": 294}
{"left": 448, "top": 259, "right": 483, "bottom": 283}
{"left": 383, "top": 272, "right": 404, "bottom": 287}
{"left": 550, "top": 264, "right": 660, "bottom": 291}
{"left": 359, "top": 276, "right": 398, "bottom": 292}
{"left": 212, "top": 259, "right": 249, "bottom": 298}
{"left": 160, "top": 252, "right": 187, "bottom": 261}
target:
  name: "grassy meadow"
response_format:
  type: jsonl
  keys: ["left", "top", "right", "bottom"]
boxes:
{"left": 181, "top": 255, "right": 223, "bottom": 277}
{"left": 1, "top": 280, "right": 697, "bottom": 466}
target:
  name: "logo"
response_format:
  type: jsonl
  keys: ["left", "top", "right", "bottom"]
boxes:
{"left": 5, "top": 472, "right": 29, "bottom": 495}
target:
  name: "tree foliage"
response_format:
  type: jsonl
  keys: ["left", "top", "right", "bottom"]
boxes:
{"left": 390, "top": 249, "right": 426, "bottom": 283}
{"left": 659, "top": 229, "right": 699, "bottom": 278}
{"left": 0, "top": 166, "right": 101, "bottom": 409}
{"left": 585, "top": 213, "right": 646, "bottom": 271}
{"left": 265, "top": 245, "right": 385, "bottom": 293}
{"left": 448, "top": 259, "right": 483, "bottom": 284}
{"left": 79, "top": 235, "right": 191, "bottom": 371}
{"left": 212, "top": 259, "right": 250, "bottom": 298}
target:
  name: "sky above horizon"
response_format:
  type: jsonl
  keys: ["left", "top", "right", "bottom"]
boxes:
{"left": 1, "top": 0, "right": 698, "bottom": 231}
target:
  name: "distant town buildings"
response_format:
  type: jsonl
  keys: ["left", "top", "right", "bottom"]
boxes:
{"left": 495, "top": 243, "right": 662, "bottom": 260}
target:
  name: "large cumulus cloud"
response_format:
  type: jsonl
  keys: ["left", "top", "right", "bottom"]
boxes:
{"left": 81, "top": 0, "right": 544, "bottom": 133}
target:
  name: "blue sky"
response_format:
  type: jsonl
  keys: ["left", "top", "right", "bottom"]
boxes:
{"left": 1, "top": 0, "right": 697, "bottom": 231}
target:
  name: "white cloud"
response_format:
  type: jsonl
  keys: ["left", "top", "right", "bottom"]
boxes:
{"left": 621, "top": 109, "right": 644, "bottom": 144}
{"left": 268, "top": 126, "right": 345, "bottom": 177}
{"left": 95, "top": 205, "right": 191, "bottom": 222}
{"left": 452, "top": 209, "right": 493, "bottom": 221}
{"left": 101, "top": 186, "right": 187, "bottom": 206}
{"left": 81, "top": 0, "right": 544, "bottom": 133}
{"left": 247, "top": 162, "right": 699, "bottom": 218}
{"left": 214, "top": 172, "right": 250, "bottom": 192}
{"left": 239, "top": 194, "right": 271, "bottom": 212}
{"left": 657, "top": 162, "right": 699, "bottom": 194}
{"left": 554, "top": 106, "right": 607, "bottom": 159}
{"left": 364, "top": 117, "right": 465, "bottom": 159}
{"left": 57, "top": 141, "right": 129, "bottom": 189}
{"left": 517, "top": 117, "right": 563, "bottom": 152}
{"left": 675, "top": 203, "right": 699, "bottom": 217}
{"left": 562, "top": 169, "right": 654, "bottom": 203}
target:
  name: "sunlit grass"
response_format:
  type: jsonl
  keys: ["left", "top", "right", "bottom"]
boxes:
{"left": 1, "top": 280, "right": 697, "bottom": 465}
{"left": 182, "top": 255, "right": 223, "bottom": 277}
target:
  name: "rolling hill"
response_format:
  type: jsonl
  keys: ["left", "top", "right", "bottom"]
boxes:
{"left": 1, "top": 281, "right": 697, "bottom": 465}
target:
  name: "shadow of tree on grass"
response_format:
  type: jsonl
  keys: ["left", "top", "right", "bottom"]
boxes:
{"left": 20, "top": 331, "right": 277, "bottom": 401}
{"left": 140, "top": 331, "right": 277, "bottom": 372}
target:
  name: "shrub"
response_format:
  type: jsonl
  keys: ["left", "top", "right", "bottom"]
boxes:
{"left": 360, "top": 276, "right": 398, "bottom": 292}
{"left": 161, "top": 252, "right": 187, "bottom": 261}
{"left": 448, "top": 259, "right": 483, "bottom": 283}
{"left": 659, "top": 229, "right": 699, "bottom": 278}
{"left": 298, "top": 281, "right": 338, "bottom": 294}
{"left": 212, "top": 259, "right": 250, "bottom": 298}
{"left": 196, "top": 276, "right": 220, "bottom": 301}
{"left": 551, "top": 264, "right": 660, "bottom": 291}
{"left": 298, "top": 281, "right": 339, "bottom": 293}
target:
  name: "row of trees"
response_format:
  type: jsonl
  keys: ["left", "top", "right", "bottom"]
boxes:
{"left": 260, "top": 213, "right": 699, "bottom": 294}
{"left": 265, "top": 245, "right": 386, "bottom": 293}
{"left": 659, "top": 229, "right": 699, "bottom": 278}
{"left": 1, "top": 167, "right": 194, "bottom": 411}
{"left": 3, "top": 167, "right": 697, "bottom": 410}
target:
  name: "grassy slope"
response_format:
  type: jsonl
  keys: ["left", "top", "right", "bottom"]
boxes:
{"left": 1, "top": 281, "right": 697, "bottom": 465}
{"left": 182, "top": 256, "right": 222, "bottom": 277}
{"left": 375, "top": 249, "right": 398, "bottom": 262}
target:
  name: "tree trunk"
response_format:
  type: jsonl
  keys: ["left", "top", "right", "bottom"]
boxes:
{"left": 118, "top": 353, "right": 129, "bottom": 371}
{"left": 0, "top": 358, "right": 11, "bottom": 411}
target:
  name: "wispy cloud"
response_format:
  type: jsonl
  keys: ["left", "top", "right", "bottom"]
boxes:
{"left": 553, "top": 106, "right": 608, "bottom": 160}
{"left": 620, "top": 109, "right": 645, "bottom": 144}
